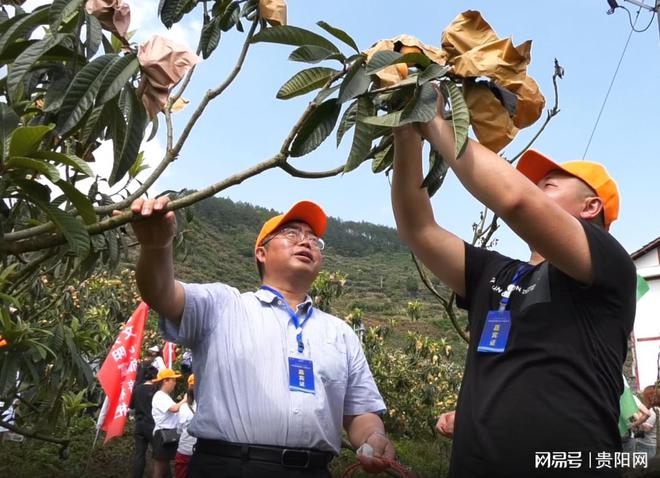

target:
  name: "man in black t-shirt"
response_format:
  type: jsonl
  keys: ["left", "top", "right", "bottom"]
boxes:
{"left": 391, "top": 94, "right": 635, "bottom": 477}
{"left": 130, "top": 366, "right": 158, "bottom": 478}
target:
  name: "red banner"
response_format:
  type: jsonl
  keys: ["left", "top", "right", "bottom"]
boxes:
{"left": 97, "top": 302, "right": 149, "bottom": 444}
{"left": 163, "top": 341, "right": 176, "bottom": 368}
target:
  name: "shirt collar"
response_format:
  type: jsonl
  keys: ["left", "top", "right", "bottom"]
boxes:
{"left": 255, "top": 288, "right": 314, "bottom": 312}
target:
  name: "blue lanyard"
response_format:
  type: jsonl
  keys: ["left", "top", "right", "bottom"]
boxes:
{"left": 260, "top": 285, "right": 313, "bottom": 353}
{"left": 498, "top": 264, "right": 529, "bottom": 311}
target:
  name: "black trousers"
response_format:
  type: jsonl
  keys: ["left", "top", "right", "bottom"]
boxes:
{"left": 188, "top": 453, "right": 332, "bottom": 478}
{"left": 133, "top": 422, "right": 154, "bottom": 478}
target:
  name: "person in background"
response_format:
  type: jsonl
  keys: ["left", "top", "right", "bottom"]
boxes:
{"left": 175, "top": 374, "right": 197, "bottom": 478}
{"left": 149, "top": 346, "right": 167, "bottom": 372}
{"left": 131, "top": 365, "right": 158, "bottom": 478}
{"left": 633, "top": 386, "right": 659, "bottom": 458}
{"left": 180, "top": 350, "right": 193, "bottom": 376}
{"left": 151, "top": 368, "right": 186, "bottom": 478}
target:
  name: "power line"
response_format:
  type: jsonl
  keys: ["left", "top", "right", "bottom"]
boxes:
{"left": 582, "top": 8, "right": 641, "bottom": 159}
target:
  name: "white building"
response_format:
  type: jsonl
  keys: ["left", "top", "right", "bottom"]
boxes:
{"left": 631, "top": 236, "right": 660, "bottom": 391}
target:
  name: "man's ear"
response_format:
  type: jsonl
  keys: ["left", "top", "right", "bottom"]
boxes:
{"left": 581, "top": 196, "right": 604, "bottom": 222}
{"left": 255, "top": 246, "right": 266, "bottom": 263}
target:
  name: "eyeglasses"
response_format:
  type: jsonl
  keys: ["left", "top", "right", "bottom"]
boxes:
{"left": 262, "top": 227, "right": 325, "bottom": 251}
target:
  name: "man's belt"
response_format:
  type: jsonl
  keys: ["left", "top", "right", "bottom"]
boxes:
{"left": 194, "top": 438, "right": 334, "bottom": 469}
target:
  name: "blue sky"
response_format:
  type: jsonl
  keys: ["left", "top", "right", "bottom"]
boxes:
{"left": 129, "top": 0, "right": 659, "bottom": 260}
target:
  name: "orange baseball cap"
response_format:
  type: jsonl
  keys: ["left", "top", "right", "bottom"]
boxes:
{"left": 254, "top": 200, "right": 327, "bottom": 252}
{"left": 517, "top": 149, "right": 620, "bottom": 229}
{"left": 153, "top": 368, "right": 182, "bottom": 382}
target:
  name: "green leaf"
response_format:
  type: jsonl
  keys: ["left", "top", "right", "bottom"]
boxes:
{"left": 338, "top": 57, "right": 369, "bottom": 104}
{"left": 45, "top": 203, "right": 90, "bottom": 256}
{"left": 316, "top": 21, "right": 360, "bottom": 53}
{"left": 42, "top": 67, "right": 75, "bottom": 113}
{"left": 422, "top": 149, "right": 450, "bottom": 197}
{"left": 218, "top": 1, "right": 240, "bottom": 31}
{"left": 12, "top": 177, "right": 50, "bottom": 202}
{"left": 7, "top": 33, "right": 69, "bottom": 101}
{"left": 50, "top": 0, "right": 85, "bottom": 32}
{"left": 372, "top": 143, "right": 393, "bottom": 173}
{"left": 78, "top": 103, "right": 106, "bottom": 147}
{"left": 361, "top": 110, "right": 403, "bottom": 128}
{"left": 14, "top": 178, "right": 90, "bottom": 256}
{"left": 109, "top": 86, "right": 148, "bottom": 186}
{"left": 276, "top": 67, "right": 337, "bottom": 100}
{"left": 5, "top": 156, "right": 61, "bottom": 182}
{"left": 288, "top": 45, "right": 343, "bottom": 64}
{"left": 0, "top": 103, "right": 19, "bottom": 160}
{"left": 199, "top": 17, "right": 222, "bottom": 59}
{"left": 442, "top": 82, "right": 470, "bottom": 159}
{"left": 418, "top": 63, "right": 451, "bottom": 85}
{"left": 30, "top": 150, "right": 94, "bottom": 178}
{"left": 0, "top": 40, "right": 84, "bottom": 66}
{"left": 250, "top": 25, "right": 340, "bottom": 53}
{"left": 212, "top": 0, "right": 232, "bottom": 17}
{"left": 344, "top": 96, "right": 375, "bottom": 172}
{"left": 399, "top": 52, "right": 431, "bottom": 69}
{"left": 290, "top": 98, "right": 341, "bottom": 157}
{"left": 0, "top": 6, "right": 50, "bottom": 56}
{"left": 98, "top": 53, "right": 139, "bottom": 104}
{"left": 159, "top": 0, "right": 190, "bottom": 28}
{"left": 129, "top": 151, "right": 149, "bottom": 179}
{"left": 107, "top": 98, "right": 126, "bottom": 170}
{"left": 9, "top": 125, "right": 55, "bottom": 157}
{"left": 110, "top": 32, "right": 123, "bottom": 53}
{"left": 316, "top": 84, "right": 340, "bottom": 103}
{"left": 336, "top": 100, "right": 357, "bottom": 147}
{"left": 365, "top": 50, "right": 402, "bottom": 75}
{"left": 147, "top": 114, "right": 159, "bottom": 142}
{"left": 400, "top": 82, "right": 438, "bottom": 124}
{"left": 56, "top": 54, "right": 118, "bottom": 136}
{"left": 84, "top": 12, "right": 102, "bottom": 59}
{"left": 56, "top": 179, "right": 96, "bottom": 224}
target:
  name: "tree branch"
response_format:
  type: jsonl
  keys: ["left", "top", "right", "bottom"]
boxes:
{"left": 508, "top": 58, "right": 563, "bottom": 165}
{"left": 411, "top": 252, "right": 469, "bottom": 343}
{"left": 0, "top": 154, "right": 283, "bottom": 255}
{"left": 411, "top": 252, "right": 447, "bottom": 308}
{"left": 164, "top": 108, "right": 174, "bottom": 151}
{"left": 169, "top": 64, "right": 197, "bottom": 108}
{"left": 0, "top": 419, "right": 70, "bottom": 447}
{"left": 279, "top": 162, "right": 345, "bottom": 179}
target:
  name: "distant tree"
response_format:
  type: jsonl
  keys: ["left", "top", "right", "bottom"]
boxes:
{"left": 406, "top": 275, "right": 419, "bottom": 298}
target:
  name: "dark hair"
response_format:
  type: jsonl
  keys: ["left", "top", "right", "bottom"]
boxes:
{"left": 642, "top": 385, "right": 660, "bottom": 408}
{"left": 143, "top": 365, "right": 158, "bottom": 381}
{"left": 187, "top": 386, "right": 195, "bottom": 407}
{"left": 256, "top": 258, "right": 265, "bottom": 280}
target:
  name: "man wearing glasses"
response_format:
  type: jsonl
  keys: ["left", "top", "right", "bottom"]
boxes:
{"left": 124, "top": 198, "right": 394, "bottom": 478}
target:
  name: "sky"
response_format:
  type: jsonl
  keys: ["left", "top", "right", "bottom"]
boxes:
{"left": 25, "top": 0, "right": 660, "bottom": 260}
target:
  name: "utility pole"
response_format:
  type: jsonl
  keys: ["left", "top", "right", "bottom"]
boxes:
{"left": 607, "top": 0, "right": 660, "bottom": 37}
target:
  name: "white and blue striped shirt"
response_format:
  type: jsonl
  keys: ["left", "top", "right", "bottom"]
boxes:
{"left": 160, "top": 283, "right": 385, "bottom": 454}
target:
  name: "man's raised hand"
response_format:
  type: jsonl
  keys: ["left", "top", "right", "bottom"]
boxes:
{"left": 113, "top": 197, "right": 177, "bottom": 250}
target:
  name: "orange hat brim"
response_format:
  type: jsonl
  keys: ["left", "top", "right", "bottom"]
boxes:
{"left": 255, "top": 200, "right": 327, "bottom": 250}
{"left": 516, "top": 149, "right": 564, "bottom": 185}
{"left": 154, "top": 372, "right": 182, "bottom": 382}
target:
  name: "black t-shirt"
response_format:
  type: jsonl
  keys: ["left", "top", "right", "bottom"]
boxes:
{"left": 131, "top": 382, "right": 157, "bottom": 426}
{"left": 450, "top": 221, "right": 636, "bottom": 478}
